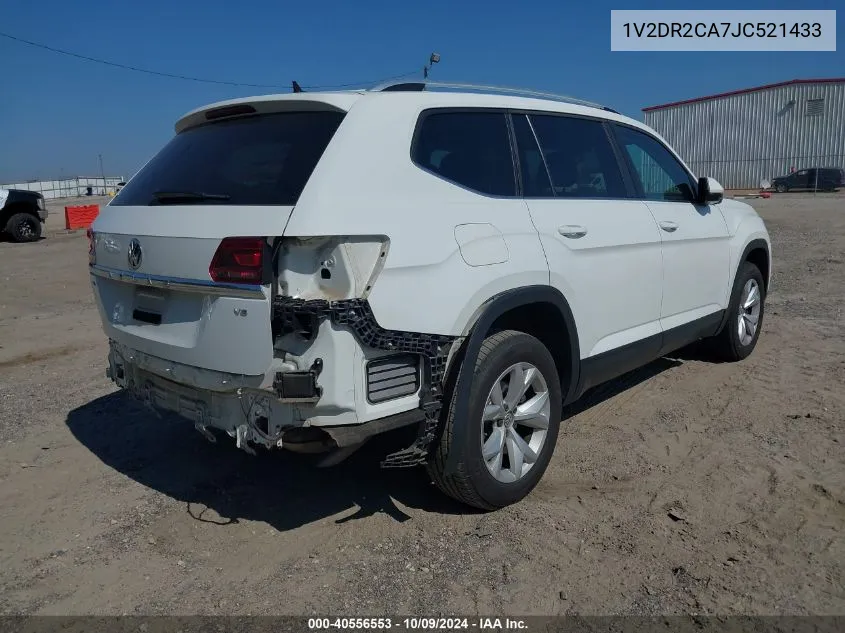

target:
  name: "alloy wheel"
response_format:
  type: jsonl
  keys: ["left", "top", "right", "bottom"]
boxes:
{"left": 737, "top": 278, "right": 762, "bottom": 346}
{"left": 18, "top": 217, "right": 36, "bottom": 240}
{"left": 480, "top": 362, "right": 551, "bottom": 483}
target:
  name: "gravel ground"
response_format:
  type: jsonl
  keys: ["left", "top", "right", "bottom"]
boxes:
{"left": 0, "top": 193, "right": 843, "bottom": 616}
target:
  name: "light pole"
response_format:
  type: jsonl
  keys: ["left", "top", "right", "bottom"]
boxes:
{"left": 98, "top": 154, "right": 106, "bottom": 195}
{"left": 423, "top": 52, "right": 440, "bottom": 79}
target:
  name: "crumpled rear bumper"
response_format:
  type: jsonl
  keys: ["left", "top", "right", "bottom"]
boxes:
{"left": 107, "top": 339, "right": 293, "bottom": 436}
{"left": 106, "top": 338, "right": 426, "bottom": 453}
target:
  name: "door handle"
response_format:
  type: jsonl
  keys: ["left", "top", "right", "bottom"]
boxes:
{"left": 659, "top": 221, "right": 679, "bottom": 233}
{"left": 558, "top": 225, "right": 587, "bottom": 239}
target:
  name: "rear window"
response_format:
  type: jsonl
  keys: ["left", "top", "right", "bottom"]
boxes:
{"left": 112, "top": 111, "right": 345, "bottom": 206}
{"left": 412, "top": 111, "right": 516, "bottom": 197}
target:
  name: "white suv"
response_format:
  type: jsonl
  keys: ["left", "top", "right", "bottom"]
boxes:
{"left": 90, "top": 82, "right": 771, "bottom": 509}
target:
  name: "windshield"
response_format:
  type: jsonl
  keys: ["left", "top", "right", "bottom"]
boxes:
{"left": 112, "top": 111, "right": 345, "bottom": 206}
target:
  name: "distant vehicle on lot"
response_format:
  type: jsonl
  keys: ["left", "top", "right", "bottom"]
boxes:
{"left": 0, "top": 188, "right": 47, "bottom": 242}
{"left": 88, "top": 81, "right": 771, "bottom": 509}
{"left": 771, "top": 167, "right": 844, "bottom": 193}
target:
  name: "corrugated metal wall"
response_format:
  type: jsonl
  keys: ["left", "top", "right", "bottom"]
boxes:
{"left": 643, "top": 81, "right": 845, "bottom": 189}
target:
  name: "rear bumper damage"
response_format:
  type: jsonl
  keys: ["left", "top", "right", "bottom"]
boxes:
{"left": 272, "top": 297, "right": 457, "bottom": 467}
{"left": 107, "top": 296, "right": 457, "bottom": 467}
{"left": 107, "top": 339, "right": 423, "bottom": 457}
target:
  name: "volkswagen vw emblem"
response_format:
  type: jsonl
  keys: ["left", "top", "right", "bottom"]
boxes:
{"left": 127, "top": 238, "right": 143, "bottom": 270}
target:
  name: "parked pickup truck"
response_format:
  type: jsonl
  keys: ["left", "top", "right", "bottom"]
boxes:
{"left": 0, "top": 188, "right": 47, "bottom": 242}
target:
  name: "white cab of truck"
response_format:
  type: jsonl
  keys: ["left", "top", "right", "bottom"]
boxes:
{"left": 89, "top": 82, "right": 771, "bottom": 509}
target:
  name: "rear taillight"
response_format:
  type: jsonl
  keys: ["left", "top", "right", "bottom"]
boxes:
{"left": 87, "top": 229, "right": 96, "bottom": 265}
{"left": 209, "top": 237, "right": 266, "bottom": 284}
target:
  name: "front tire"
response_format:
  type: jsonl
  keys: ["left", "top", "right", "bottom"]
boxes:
{"left": 6, "top": 212, "right": 42, "bottom": 243}
{"left": 708, "top": 262, "right": 765, "bottom": 361}
{"left": 775, "top": 183, "right": 788, "bottom": 193}
{"left": 427, "top": 330, "right": 562, "bottom": 510}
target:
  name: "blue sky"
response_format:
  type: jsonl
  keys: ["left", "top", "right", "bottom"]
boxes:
{"left": 0, "top": 0, "right": 842, "bottom": 182}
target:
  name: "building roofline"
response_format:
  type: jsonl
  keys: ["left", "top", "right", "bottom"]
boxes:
{"left": 642, "top": 78, "right": 845, "bottom": 112}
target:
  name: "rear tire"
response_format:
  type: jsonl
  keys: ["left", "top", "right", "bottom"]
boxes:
{"left": 707, "top": 262, "right": 765, "bottom": 362}
{"left": 6, "top": 212, "right": 42, "bottom": 243}
{"left": 427, "top": 330, "right": 562, "bottom": 510}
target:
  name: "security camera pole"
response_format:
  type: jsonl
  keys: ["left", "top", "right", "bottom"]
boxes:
{"left": 423, "top": 52, "right": 440, "bottom": 80}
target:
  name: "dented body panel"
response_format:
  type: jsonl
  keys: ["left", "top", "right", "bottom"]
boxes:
{"left": 284, "top": 94, "right": 550, "bottom": 336}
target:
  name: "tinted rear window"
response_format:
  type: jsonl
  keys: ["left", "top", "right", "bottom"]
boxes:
{"left": 112, "top": 111, "right": 345, "bottom": 206}
{"left": 412, "top": 111, "right": 516, "bottom": 197}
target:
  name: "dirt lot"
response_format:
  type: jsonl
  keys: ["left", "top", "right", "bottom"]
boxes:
{"left": 0, "top": 193, "right": 843, "bottom": 616}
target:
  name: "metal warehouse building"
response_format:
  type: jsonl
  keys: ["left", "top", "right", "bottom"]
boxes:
{"left": 642, "top": 78, "right": 845, "bottom": 190}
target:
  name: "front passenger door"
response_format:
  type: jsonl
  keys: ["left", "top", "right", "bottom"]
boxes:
{"left": 791, "top": 169, "right": 810, "bottom": 190}
{"left": 611, "top": 124, "right": 731, "bottom": 346}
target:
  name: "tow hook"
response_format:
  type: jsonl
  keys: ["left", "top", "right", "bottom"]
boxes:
{"left": 235, "top": 424, "right": 257, "bottom": 456}
{"left": 140, "top": 383, "right": 161, "bottom": 419}
{"left": 194, "top": 422, "right": 217, "bottom": 444}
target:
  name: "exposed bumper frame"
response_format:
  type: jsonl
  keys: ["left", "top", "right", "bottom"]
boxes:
{"left": 273, "top": 296, "right": 457, "bottom": 468}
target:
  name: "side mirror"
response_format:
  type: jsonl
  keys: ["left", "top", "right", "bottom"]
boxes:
{"left": 697, "top": 176, "right": 724, "bottom": 205}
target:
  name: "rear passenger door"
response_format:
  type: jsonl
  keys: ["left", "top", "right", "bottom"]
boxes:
{"left": 512, "top": 112, "right": 664, "bottom": 378}
{"left": 611, "top": 124, "right": 731, "bottom": 343}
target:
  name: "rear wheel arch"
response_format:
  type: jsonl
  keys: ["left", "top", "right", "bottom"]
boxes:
{"left": 440, "top": 286, "right": 580, "bottom": 475}
{"left": 486, "top": 301, "right": 576, "bottom": 401}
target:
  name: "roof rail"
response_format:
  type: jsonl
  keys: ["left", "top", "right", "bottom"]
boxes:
{"left": 369, "top": 80, "right": 618, "bottom": 112}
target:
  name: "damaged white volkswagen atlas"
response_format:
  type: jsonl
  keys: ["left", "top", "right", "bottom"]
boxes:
{"left": 89, "top": 82, "right": 771, "bottom": 509}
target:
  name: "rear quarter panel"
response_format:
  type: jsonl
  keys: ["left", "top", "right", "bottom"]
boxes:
{"left": 285, "top": 95, "right": 550, "bottom": 337}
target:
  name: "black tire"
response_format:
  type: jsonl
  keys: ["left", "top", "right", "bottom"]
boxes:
{"left": 6, "top": 212, "right": 42, "bottom": 243}
{"left": 708, "top": 262, "right": 766, "bottom": 362}
{"left": 775, "top": 183, "right": 788, "bottom": 193}
{"left": 427, "top": 330, "right": 562, "bottom": 510}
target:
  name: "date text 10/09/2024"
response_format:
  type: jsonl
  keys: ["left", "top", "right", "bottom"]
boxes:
{"left": 622, "top": 22, "right": 823, "bottom": 39}
{"left": 308, "top": 618, "right": 528, "bottom": 630}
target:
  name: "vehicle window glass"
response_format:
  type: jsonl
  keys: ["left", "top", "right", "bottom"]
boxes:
{"left": 613, "top": 125, "right": 696, "bottom": 203}
{"left": 412, "top": 111, "right": 516, "bottom": 196}
{"left": 511, "top": 114, "right": 553, "bottom": 197}
{"left": 528, "top": 114, "right": 626, "bottom": 199}
{"left": 112, "top": 111, "right": 345, "bottom": 206}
